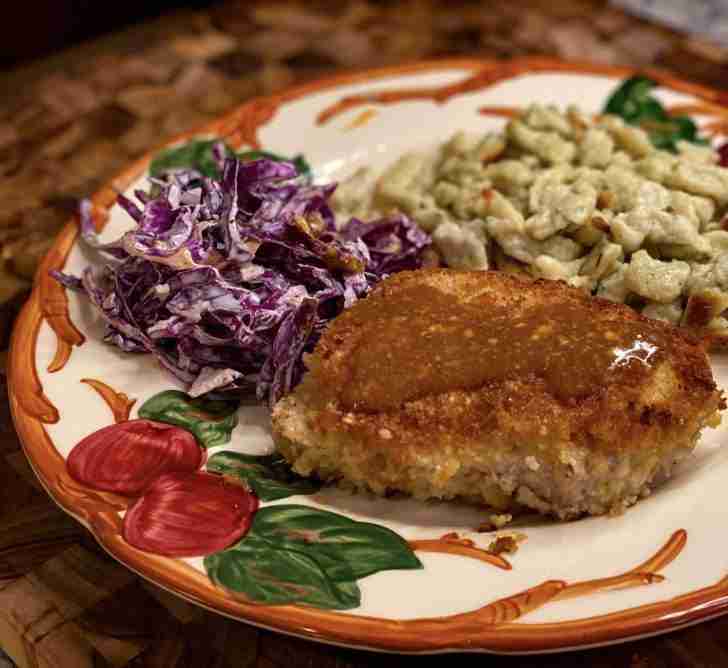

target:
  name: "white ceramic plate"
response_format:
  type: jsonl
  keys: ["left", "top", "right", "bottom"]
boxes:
{"left": 10, "top": 58, "right": 728, "bottom": 654}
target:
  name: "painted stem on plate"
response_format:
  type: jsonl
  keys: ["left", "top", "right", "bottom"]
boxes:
{"left": 478, "top": 106, "right": 521, "bottom": 118}
{"left": 409, "top": 532, "right": 511, "bottom": 570}
{"left": 316, "top": 59, "right": 728, "bottom": 127}
{"left": 80, "top": 378, "right": 137, "bottom": 423}
{"left": 39, "top": 219, "right": 86, "bottom": 375}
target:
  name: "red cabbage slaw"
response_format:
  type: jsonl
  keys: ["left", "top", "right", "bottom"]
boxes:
{"left": 53, "top": 146, "right": 431, "bottom": 406}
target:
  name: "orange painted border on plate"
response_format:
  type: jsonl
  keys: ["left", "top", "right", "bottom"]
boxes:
{"left": 9, "top": 57, "right": 728, "bottom": 654}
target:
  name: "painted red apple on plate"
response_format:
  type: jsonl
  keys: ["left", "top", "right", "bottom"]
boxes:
{"left": 67, "top": 419, "right": 204, "bottom": 496}
{"left": 122, "top": 471, "right": 259, "bottom": 557}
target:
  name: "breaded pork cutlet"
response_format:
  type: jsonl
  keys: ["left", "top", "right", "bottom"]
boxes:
{"left": 272, "top": 270, "right": 724, "bottom": 520}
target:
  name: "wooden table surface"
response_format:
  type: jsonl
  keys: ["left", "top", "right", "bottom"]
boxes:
{"left": 2, "top": 1, "right": 728, "bottom": 665}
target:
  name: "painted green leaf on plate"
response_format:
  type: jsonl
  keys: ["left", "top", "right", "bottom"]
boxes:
{"left": 137, "top": 390, "right": 239, "bottom": 449}
{"left": 249, "top": 505, "right": 422, "bottom": 582}
{"left": 149, "top": 138, "right": 312, "bottom": 181}
{"left": 149, "top": 139, "right": 233, "bottom": 179}
{"left": 204, "top": 534, "right": 361, "bottom": 609}
{"left": 206, "top": 451, "right": 320, "bottom": 501}
{"left": 603, "top": 75, "right": 706, "bottom": 152}
{"left": 205, "top": 505, "right": 421, "bottom": 609}
{"left": 604, "top": 76, "right": 659, "bottom": 124}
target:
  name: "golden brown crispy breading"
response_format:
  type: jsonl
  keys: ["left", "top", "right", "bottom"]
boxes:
{"left": 272, "top": 270, "right": 724, "bottom": 519}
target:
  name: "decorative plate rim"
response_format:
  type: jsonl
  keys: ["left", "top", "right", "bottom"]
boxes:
{"left": 9, "top": 57, "right": 728, "bottom": 654}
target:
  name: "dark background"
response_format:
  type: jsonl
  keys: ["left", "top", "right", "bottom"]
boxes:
{"left": 1, "top": 0, "right": 213, "bottom": 68}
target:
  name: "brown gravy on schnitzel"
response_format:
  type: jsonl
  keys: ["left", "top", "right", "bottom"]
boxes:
{"left": 333, "top": 282, "right": 673, "bottom": 412}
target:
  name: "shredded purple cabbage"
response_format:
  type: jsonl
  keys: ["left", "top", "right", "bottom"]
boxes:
{"left": 53, "top": 152, "right": 431, "bottom": 405}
